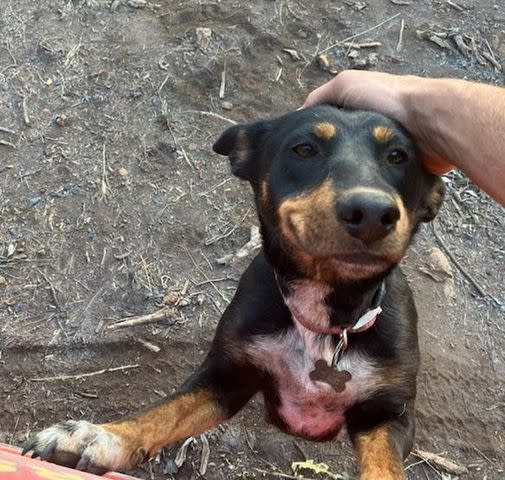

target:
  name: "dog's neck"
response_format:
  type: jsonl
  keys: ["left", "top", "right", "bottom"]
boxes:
{"left": 274, "top": 270, "right": 385, "bottom": 335}
{"left": 259, "top": 221, "right": 387, "bottom": 334}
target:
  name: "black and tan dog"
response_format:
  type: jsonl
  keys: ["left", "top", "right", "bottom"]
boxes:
{"left": 23, "top": 106, "right": 444, "bottom": 479}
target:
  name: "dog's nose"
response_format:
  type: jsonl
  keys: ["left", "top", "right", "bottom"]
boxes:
{"left": 337, "top": 192, "right": 400, "bottom": 244}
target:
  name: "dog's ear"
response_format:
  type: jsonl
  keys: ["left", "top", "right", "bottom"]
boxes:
{"left": 418, "top": 174, "right": 445, "bottom": 222}
{"left": 213, "top": 120, "right": 271, "bottom": 181}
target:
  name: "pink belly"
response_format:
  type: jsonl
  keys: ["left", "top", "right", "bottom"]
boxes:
{"left": 279, "top": 395, "right": 345, "bottom": 439}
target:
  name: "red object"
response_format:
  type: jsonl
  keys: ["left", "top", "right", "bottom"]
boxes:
{"left": 0, "top": 444, "right": 140, "bottom": 480}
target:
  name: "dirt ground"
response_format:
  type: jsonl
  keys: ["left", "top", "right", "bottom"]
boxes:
{"left": 0, "top": 1, "right": 504, "bottom": 479}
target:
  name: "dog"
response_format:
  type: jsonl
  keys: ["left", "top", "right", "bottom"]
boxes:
{"left": 23, "top": 106, "right": 444, "bottom": 479}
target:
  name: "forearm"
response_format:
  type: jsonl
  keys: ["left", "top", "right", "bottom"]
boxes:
{"left": 405, "top": 78, "right": 505, "bottom": 203}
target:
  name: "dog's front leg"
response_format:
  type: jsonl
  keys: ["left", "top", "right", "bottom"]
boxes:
{"left": 23, "top": 348, "right": 261, "bottom": 474}
{"left": 347, "top": 401, "right": 415, "bottom": 480}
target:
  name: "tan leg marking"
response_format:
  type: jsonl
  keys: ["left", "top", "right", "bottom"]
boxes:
{"left": 102, "top": 389, "right": 225, "bottom": 461}
{"left": 355, "top": 424, "right": 406, "bottom": 480}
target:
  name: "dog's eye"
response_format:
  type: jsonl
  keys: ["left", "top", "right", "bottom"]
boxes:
{"left": 387, "top": 149, "right": 408, "bottom": 165}
{"left": 293, "top": 143, "right": 317, "bottom": 158}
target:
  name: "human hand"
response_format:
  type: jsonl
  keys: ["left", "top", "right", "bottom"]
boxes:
{"left": 302, "top": 71, "right": 453, "bottom": 175}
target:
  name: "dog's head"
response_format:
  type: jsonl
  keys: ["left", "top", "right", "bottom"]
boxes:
{"left": 213, "top": 106, "right": 444, "bottom": 283}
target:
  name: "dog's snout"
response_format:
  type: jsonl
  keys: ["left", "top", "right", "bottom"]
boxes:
{"left": 337, "top": 192, "right": 400, "bottom": 244}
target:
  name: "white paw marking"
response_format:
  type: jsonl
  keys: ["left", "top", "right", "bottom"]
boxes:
{"left": 26, "top": 420, "right": 128, "bottom": 472}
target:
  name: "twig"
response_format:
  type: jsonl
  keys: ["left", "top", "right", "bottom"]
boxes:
{"left": 320, "top": 13, "right": 401, "bottom": 54}
{"left": 36, "top": 268, "right": 61, "bottom": 309}
{"left": 198, "top": 177, "right": 232, "bottom": 197}
{"left": 219, "top": 61, "right": 226, "bottom": 99}
{"left": 0, "top": 126, "right": 16, "bottom": 135}
{"left": 100, "top": 144, "right": 110, "bottom": 199}
{"left": 157, "top": 73, "right": 171, "bottom": 93}
{"left": 31, "top": 364, "right": 140, "bottom": 382}
{"left": 0, "top": 140, "right": 16, "bottom": 148}
{"left": 137, "top": 338, "right": 161, "bottom": 353}
{"left": 465, "top": 438, "right": 496, "bottom": 465}
{"left": 204, "top": 206, "right": 252, "bottom": 245}
{"left": 183, "top": 110, "right": 237, "bottom": 125}
{"left": 482, "top": 51, "right": 502, "bottom": 71}
{"left": 75, "top": 391, "right": 99, "bottom": 399}
{"left": 253, "top": 468, "right": 316, "bottom": 480}
{"left": 482, "top": 40, "right": 502, "bottom": 71}
{"left": 192, "top": 277, "right": 227, "bottom": 287}
{"left": 22, "top": 96, "right": 31, "bottom": 126}
{"left": 431, "top": 221, "right": 487, "bottom": 298}
{"left": 199, "top": 434, "right": 210, "bottom": 476}
{"left": 396, "top": 19, "right": 405, "bottom": 52}
{"left": 167, "top": 125, "right": 196, "bottom": 170}
{"left": 413, "top": 450, "right": 468, "bottom": 475}
{"left": 342, "top": 41, "right": 382, "bottom": 48}
{"left": 175, "top": 437, "right": 194, "bottom": 468}
{"left": 108, "top": 307, "right": 177, "bottom": 330}
{"left": 185, "top": 246, "right": 226, "bottom": 310}
{"left": 446, "top": 0, "right": 464, "bottom": 11}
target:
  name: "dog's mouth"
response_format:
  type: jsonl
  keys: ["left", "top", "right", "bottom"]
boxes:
{"left": 321, "top": 252, "right": 391, "bottom": 281}
{"left": 327, "top": 252, "right": 390, "bottom": 271}
{"left": 283, "top": 221, "right": 394, "bottom": 280}
{"left": 280, "top": 210, "right": 405, "bottom": 281}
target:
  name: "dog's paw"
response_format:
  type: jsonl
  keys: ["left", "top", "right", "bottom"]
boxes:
{"left": 22, "top": 420, "right": 136, "bottom": 474}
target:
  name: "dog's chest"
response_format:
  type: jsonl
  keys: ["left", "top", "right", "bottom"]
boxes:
{"left": 247, "top": 325, "right": 379, "bottom": 439}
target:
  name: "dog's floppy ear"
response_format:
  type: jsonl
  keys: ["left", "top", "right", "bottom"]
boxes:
{"left": 213, "top": 120, "right": 270, "bottom": 181}
{"left": 418, "top": 174, "right": 445, "bottom": 222}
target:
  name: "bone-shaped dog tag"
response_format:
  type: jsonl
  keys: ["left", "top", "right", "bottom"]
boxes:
{"left": 309, "top": 359, "right": 352, "bottom": 392}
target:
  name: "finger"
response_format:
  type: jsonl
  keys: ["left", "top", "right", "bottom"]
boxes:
{"left": 302, "top": 82, "right": 340, "bottom": 108}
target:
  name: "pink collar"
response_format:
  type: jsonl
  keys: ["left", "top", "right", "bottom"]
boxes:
{"left": 274, "top": 270, "right": 385, "bottom": 366}
{"left": 330, "top": 304, "right": 382, "bottom": 366}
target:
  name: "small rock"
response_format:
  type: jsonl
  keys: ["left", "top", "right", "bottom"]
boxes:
{"left": 348, "top": 49, "right": 360, "bottom": 59}
{"left": 216, "top": 253, "right": 233, "bottom": 265}
{"left": 351, "top": 53, "right": 378, "bottom": 70}
{"left": 316, "top": 53, "right": 338, "bottom": 74}
{"left": 55, "top": 114, "right": 69, "bottom": 127}
{"left": 128, "top": 0, "right": 147, "bottom": 8}
{"left": 37, "top": 247, "right": 49, "bottom": 257}
{"left": 163, "top": 291, "right": 179, "bottom": 305}
{"left": 45, "top": 78, "right": 53, "bottom": 86}
{"left": 195, "top": 27, "right": 212, "bottom": 51}
{"left": 367, "top": 52, "right": 379, "bottom": 66}
{"left": 221, "top": 101, "right": 233, "bottom": 111}
{"left": 421, "top": 247, "right": 456, "bottom": 299}
{"left": 118, "top": 167, "right": 128, "bottom": 177}
{"left": 317, "top": 53, "right": 330, "bottom": 69}
{"left": 29, "top": 196, "right": 43, "bottom": 208}
{"left": 0, "top": 275, "right": 6, "bottom": 286}
{"left": 178, "top": 297, "right": 191, "bottom": 307}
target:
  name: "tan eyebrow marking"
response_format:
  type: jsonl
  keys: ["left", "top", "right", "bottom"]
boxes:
{"left": 372, "top": 126, "right": 394, "bottom": 143}
{"left": 313, "top": 122, "right": 337, "bottom": 140}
